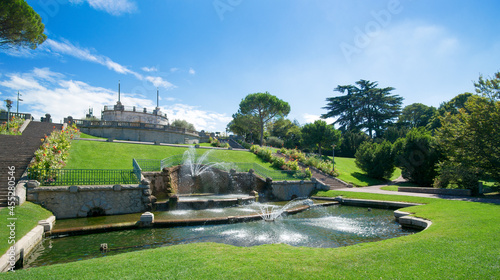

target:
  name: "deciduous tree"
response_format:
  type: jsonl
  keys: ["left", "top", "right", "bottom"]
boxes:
{"left": 301, "top": 120, "right": 341, "bottom": 156}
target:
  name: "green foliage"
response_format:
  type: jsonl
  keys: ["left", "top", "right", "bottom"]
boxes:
{"left": 398, "top": 103, "right": 436, "bottom": 129}
{"left": 0, "top": 0, "right": 47, "bottom": 49}
{"left": 265, "top": 136, "right": 284, "bottom": 147}
{"left": 28, "top": 124, "right": 80, "bottom": 183}
{"left": 355, "top": 140, "right": 395, "bottom": 179}
{"left": 237, "top": 92, "right": 291, "bottom": 146}
{"left": 171, "top": 119, "right": 196, "bottom": 131}
{"left": 0, "top": 115, "right": 24, "bottom": 135}
{"left": 322, "top": 80, "right": 403, "bottom": 137}
{"left": 250, "top": 145, "right": 273, "bottom": 162}
{"left": 394, "top": 128, "right": 440, "bottom": 186}
{"left": 227, "top": 113, "right": 260, "bottom": 143}
{"left": 337, "top": 129, "right": 371, "bottom": 157}
{"left": 436, "top": 93, "right": 500, "bottom": 185}
{"left": 474, "top": 71, "right": 500, "bottom": 100}
{"left": 433, "top": 162, "right": 480, "bottom": 192}
{"left": 270, "top": 118, "right": 302, "bottom": 148}
{"left": 427, "top": 92, "right": 474, "bottom": 131}
{"left": 301, "top": 120, "right": 341, "bottom": 156}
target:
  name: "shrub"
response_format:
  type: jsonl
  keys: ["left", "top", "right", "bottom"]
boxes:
{"left": 394, "top": 128, "right": 441, "bottom": 186}
{"left": 433, "top": 162, "right": 480, "bottom": 193}
{"left": 271, "top": 156, "right": 286, "bottom": 169}
{"left": 0, "top": 116, "right": 25, "bottom": 135}
{"left": 29, "top": 123, "right": 80, "bottom": 183}
{"left": 355, "top": 140, "right": 395, "bottom": 180}
{"left": 285, "top": 159, "right": 299, "bottom": 171}
{"left": 266, "top": 136, "right": 284, "bottom": 148}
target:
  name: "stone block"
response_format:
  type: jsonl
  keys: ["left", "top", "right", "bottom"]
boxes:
{"left": 26, "top": 180, "right": 40, "bottom": 188}
{"left": 139, "top": 212, "right": 154, "bottom": 227}
{"left": 69, "top": 185, "right": 78, "bottom": 193}
{"left": 113, "top": 185, "right": 122, "bottom": 191}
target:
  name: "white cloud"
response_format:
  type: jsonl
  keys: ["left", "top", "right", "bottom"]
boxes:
{"left": 145, "top": 76, "right": 174, "bottom": 88}
{"left": 141, "top": 66, "right": 158, "bottom": 72}
{"left": 189, "top": 68, "right": 196, "bottom": 75}
{"left": 170, "top": 68, "right": 179, "bottom": 73}
{"left": 164, "top": 104, "right": 231, "bottom": 132}
{"left": 70, "top": 0, "right": 137, "bottom": 16}
{"left": 0, "top": 68, "right": 227, "bottom": 131}
{"left": 336, "top": 21, "right": 468, "bottom": 107}
{"left": 302, "top": 113, "right": 335, "bottom": 125}
{"left": 42, "top": 38, "right": 174, "bottom": 89}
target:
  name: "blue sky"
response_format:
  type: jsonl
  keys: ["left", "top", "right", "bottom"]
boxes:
{"left": 1, "top": 0, "right": 499, "bottom": 132}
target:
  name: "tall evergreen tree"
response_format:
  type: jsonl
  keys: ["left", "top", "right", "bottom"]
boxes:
{"left": 322, "top": 80, "right": 403, "bottom": 138}
{"left": 0, "top": 0, "right": 46, "bottom": 49}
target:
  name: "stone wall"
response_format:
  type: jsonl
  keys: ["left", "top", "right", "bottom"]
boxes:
{"left": 102, "top": 110, "right": 169, "bottom": 125}
{"left": 143, "top": 167, "right": 269, "bottom": 197}
{"left": 80, "top": 126, "right": 199, "bottom": 144}
{"left": 27, "top": 184, "right": 154, "bottom": 219}
{"left": 271, "top": 179, "right": 327, "bottom": 201}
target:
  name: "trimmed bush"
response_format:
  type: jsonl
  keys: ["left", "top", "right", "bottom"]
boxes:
{"left": 394, "top": 128, "right": 441, "bottom": 186}
{"left": 355, "top": 140, "right": 395, "bottom": 180}
{"left": 266, "top": 136, "right": 284, "bottom": 148}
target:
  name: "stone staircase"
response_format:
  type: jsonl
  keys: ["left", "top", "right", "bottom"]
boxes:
{"left": 0, "top": 122, "right": 62, "bottom": 207}
{"left": 308, "top": 166, "right": 348, "bottom": 190}
{"left": 228, "top": 139, "right": 245, "bottom": 149}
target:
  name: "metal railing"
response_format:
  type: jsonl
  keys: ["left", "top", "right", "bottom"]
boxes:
{"left": 134, "top": 154, "right": 306, "bottom": 181}
{"left": 27, "top": 168, "right": 139, "bottom": 186}
{"left": 72, "top": 119, "right": 198, "bottom": 136}
{"left": 134, "top": 159, "right": 161, "bottom": 172}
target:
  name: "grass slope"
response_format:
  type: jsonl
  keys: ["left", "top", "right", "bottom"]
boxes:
{"left": 65, "top": 140, "right": 273, "bottom": 170}
{"left": 334, "top": 157, "right": 401, "bottom": 187}
{"left": 0, "top": 203, "right": 53, "bottom": 255}
{"left": 5, "top": 192, "right": 499, "bottom": 279}
{"left": 67, "top": 141, "right": 403, "bottom": 186}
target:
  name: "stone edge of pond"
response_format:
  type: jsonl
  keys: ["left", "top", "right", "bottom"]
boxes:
{"left": 312, "top": 196, "right": 431, "bottom": 230}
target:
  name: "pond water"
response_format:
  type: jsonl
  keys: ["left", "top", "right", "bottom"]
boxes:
{"left": 25, "top": 205, "right": 417, "bottom": 268}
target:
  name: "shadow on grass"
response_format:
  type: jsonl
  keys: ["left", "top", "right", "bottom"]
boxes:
{"left": 351, "top": 172, "right": 390, "bottom": 187}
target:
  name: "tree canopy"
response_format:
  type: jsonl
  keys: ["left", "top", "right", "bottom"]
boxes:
{"left": 171, "top": 119, "right": 196, "bottom": 131}
{"left": 398, "top": 103, "right": 436, "bottom": 129}
{"left": 237, "top": 92, "right": 290, "bottom": 146}
{"left": 0, "top": 0, "right": 46, "bottom": 49}
{"left": 322, "top": 80, "right": 403, "bottom": 137}
{"left": 301, "top": 120, "right": 341, "bottom": 156}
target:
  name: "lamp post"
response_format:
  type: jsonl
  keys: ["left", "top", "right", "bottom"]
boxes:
{"left": 332, "top": 144, "right": 336, "bottom": 171}
{"left": 5, "top": 99, "right": 13, "bottom": 131}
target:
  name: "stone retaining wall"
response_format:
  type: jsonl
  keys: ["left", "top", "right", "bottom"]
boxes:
{"left": 26, "top": 184, "right": 154, "bottom": 219}
{"left": 271, "top": 179, "right": 329, "bottom": 201}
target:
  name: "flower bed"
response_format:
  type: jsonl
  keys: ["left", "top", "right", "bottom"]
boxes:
{"left": 28, "top": 123, "right": 80, "bottom": 184}
{"left": 0, "top": 116, "right": 25, "bottom": 135}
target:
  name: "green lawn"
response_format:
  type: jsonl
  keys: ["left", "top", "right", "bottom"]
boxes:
{"left": 6, "top": 192, "right": 499, "bottom": 279}
{"left": 65, "top": 140, "right": 273, "bottom": 170}
{"left": 333, "top": 156, "right": 401, "bottom": 187}
{"left": 66, "top": 141, "right": 404, "bottom": 186}
{"left": 77, "top": 133, "right": 105, "bottom": 139}
{"left": 0, "top": 203, "right": 53, "bottom": 256}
